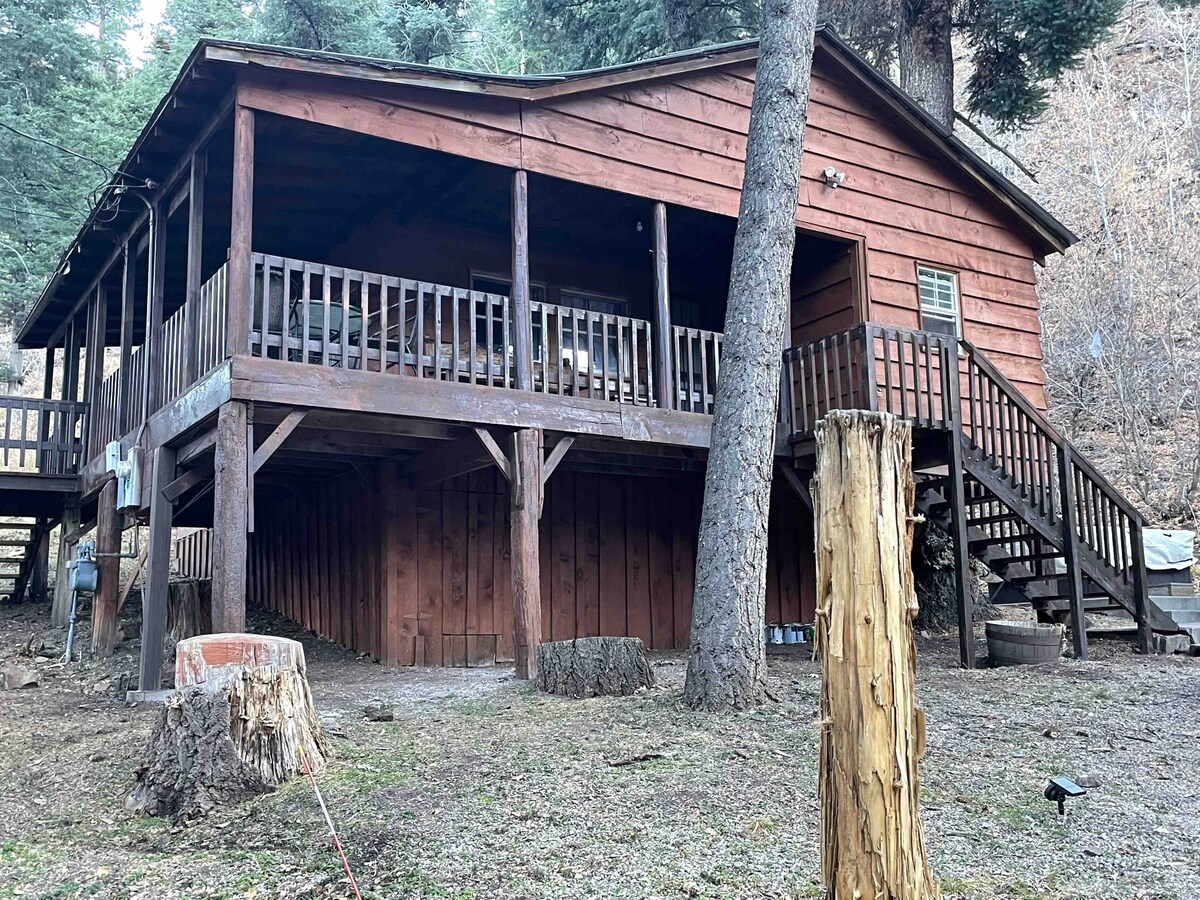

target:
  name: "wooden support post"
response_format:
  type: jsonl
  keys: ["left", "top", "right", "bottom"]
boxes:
{"left": 29, "top": 520, "right": 51, "bottom": 603}
{"left": 510, "top": 427, "right": 543, "bottom": 679}
{"left": 184, "top": 152, "right": 206, "bottom": 385}
{"left": 1055, "top": 443, "right": 1089, "bottom": 661}
{"left": 814, "top": 410, "right": 938, "bottom": 899}
{"left": 226, "top": 105, "right": 255, "bottom": 359}
{"left": 944, "top": 351, "right": 976, "bottom": 668}
{"left": 511, "top": 170, "right": 533, "bottom": 392}
{"left": 50, "top": 504, "right": 81, "bottom": 627}
{"left": 117, "top": 243, "right": 136, "bottom": 434}
{"left": 85, "top": 285, "right": 108, "bottom": 458}
{"left": 211, "top": 400, "right": 249, "bottom": 633}
{"left": 652, "top": 202, "right": 673, "bottom": 410}
{"left": 146, "top": 199, "right": 167, "bottom": 415}
{"left": 63, "top": 314, "right": 82, "bottom": 403}
{"left": 91, "top": 477, "right": 122, "bottom": 657}
{"left": 140, "top": 446, "right": 177, "bottom": 690}
{"left": 39, "top": 345, "right": 54, "bottom": 471}
{"left": 1130, "top": 519, "right": 1153, "bottom": 655}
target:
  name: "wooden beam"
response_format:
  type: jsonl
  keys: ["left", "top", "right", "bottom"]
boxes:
{"left": 49, "top": 504, "right": 81, "bottom": 627}
{"left": 404, "top": 433, "right": 499, "bottom": 489}
{"left": 144, "top": 198, "right": 167, "bottom": 415}
{"left": 510, "top": 427, "right": 543, "bottom": 679}
{"left": 228, "top": 357, "right": 715, "bottom": 449}
{"left": 62, "top": 314, "right": 82, "bottom": 403}
{"left": 652, "top": 201, "right": 673, "bottom": 410}
{"left": 162, "top": 461, "right": 213, "bottom": 503}
{"left": 541, "top": 435, "right": 575, "bottom": 485}
{"left": 775, "top": 460, "right": 813, "bottom": 512}
{"left": 251, "top": 407, "right": 307, "bottom": 474}
{"left": 474, "top": 427, "right": 512, "bottom": 482}
{"left": 91, "top": 477, "right": 121, "bottom": 657}
{"left": 1055, "top": 443, "right": 1088, "bottom": 661}
{"left": 176, "top": 426, "right": 217, "bottom": 466}
{"left": 211, "top": 400, "right": 249, "bottom": 632}
{"left": 84, "top": 284, "right": 108, "bottom": 458}
{"left": 140, "top": 445, "right": 176, "bottom": 690}
{"left": 226, "top": 104, "right": 255, "bottom": 358}
{"left": 117, "top": 543, "right": 147, "bottom": 612}
{"left": 946, "top": 433, "right": 977, "bottom": 668}
{"left": 183, "top": 151, "right": 206, "bottom": 384}
{"left": 116, "top": 243, "right": 136, "bottom": 434}
{"left": 511, "top": 170, "right": 533, "bottom": 392}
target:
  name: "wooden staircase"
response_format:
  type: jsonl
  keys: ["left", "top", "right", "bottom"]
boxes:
{"left": 0, "top": 517, "right": 50, "bottom": 604}
{"left": 781, "top": 325, "right": 1162, "bottom": 664}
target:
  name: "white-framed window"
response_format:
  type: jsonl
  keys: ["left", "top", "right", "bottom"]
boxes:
{"left": 917, "top": 266, "right": 961, "bottom": 338}
{"left": 470, "top": 272, "right": 547, "bottom": 356}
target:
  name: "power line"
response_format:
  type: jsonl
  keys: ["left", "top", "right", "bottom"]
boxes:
{"left": 0, "top": 121, "right": 148, "bottom": 185}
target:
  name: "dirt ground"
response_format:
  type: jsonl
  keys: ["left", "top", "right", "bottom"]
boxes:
{"left": 0, "top": 601, "right": 1197, "bottom": 900}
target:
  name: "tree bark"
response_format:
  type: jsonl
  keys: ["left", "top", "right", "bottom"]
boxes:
{"left": 127, "top": 635, "right": 329, "bottom": 823}
{"left": 814, "top": 411, "right": 938, "bottom": 899}
{"left": 536, "top": 637, "right": 655, "bottom": 698}
{"left": 683, "top": 0, "right": 819, "bottom": 711}
{"left": 898, "top": 0, "right": 955, "bottom": 129}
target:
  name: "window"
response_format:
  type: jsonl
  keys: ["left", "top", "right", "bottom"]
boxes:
{"left": 559, "top": 290, "right": 629, "bottom": 376}
{"left": 470, "top": 273, "right": 546, "bottom": 356}
{"left": 917, "top": 266, "right": 961, "bottom": 338}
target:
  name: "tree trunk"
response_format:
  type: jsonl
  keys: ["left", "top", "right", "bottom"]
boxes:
{"left": 536, "top": 637, "right": 655, "bottom": 698}
{"left": 898, "top": 0, "right": 955, "bottom": 129}
{"left": 683, "top": 0, "right": 819, "bottom": 712}
{"left": 167, "top": 579, "right": 213, "bottom": 645}
{"left": 814, "top": 411, "right": 938, "bottom": 899}
{"left": 127, "top": 634, "right": 329, "bottom": 823}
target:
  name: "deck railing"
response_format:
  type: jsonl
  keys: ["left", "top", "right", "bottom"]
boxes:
{"left": 246, "top": 254, "right": 657, "bottom": 405}
{"left": 0, "top": 397, "right": 87, "bottom": 474}
{"left": 672, "top": 326, "right": 723, "bottom": 414}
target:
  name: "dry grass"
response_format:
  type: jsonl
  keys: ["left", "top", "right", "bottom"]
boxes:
{"left": 0, "top": 603, "right": 1197, "bottom": 899}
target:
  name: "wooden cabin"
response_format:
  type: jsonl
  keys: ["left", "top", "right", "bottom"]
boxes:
{"left": 5, "top": 27, "right": 1165, "bottom": 686}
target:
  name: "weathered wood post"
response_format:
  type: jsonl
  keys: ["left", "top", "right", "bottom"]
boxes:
{"left": 91, "top": 476, "right": 122, "bottom": 656}
{"left": 140, "top": 446, "right": 177, "bottom": 690}
{"left": 50, "top": 504, "right": 81, "bottom": 627}
{"left": 651, "top": 201, "right": 673, "bottom": 410}
{"left": 226, "top": 104, "right": 254, "bottom": 359}
{"left": 509, "top": 169, "right": 544, "bottom": 680}
{"left": 211, "top": 401, "right": 249, "bottom": 633}
{"left": 814, "top": 410, "right": 938, "bottom": 899}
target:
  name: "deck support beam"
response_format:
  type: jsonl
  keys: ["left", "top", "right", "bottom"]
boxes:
{"left": 1130, "top": 519, "right": 1153, "bottom": 654}
{"left": 1056, "top": 443, "right": 1089, "bottom": 660}
{"left": 117, "top": 244, "right": 136, "bottom": 434}
{"left": 184, "top": 151, "right": 206, "bottom": 385}
{"left": 652, "top": 202, "right": 673, "bottom": 410}
{"left": 140, "top": 446, "right": 177, "bottom": 690}
{"left": 84, "top": 285, "right": 108, "bottom": 458}
{"left": 226, "top": 105, "right": 255, "bottom": 359}
{"left": 49, "top": 504, "right": 81, "bottom": 627}
{"left": 145, "top": 199, "right": 167, "bottom": 416}
{"left": 945, "top": 433, "right": 977, "bottom": 668}
{"left": 91, "top": 477, "right": 121, "bottom": 657}
{"left": 212, "top": 400, "right": 249, "bottom": 632}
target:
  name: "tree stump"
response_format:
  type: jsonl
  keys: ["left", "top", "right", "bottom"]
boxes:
{"left": 167, "top": 579, "right": 213, "bottom": 644}
{"left": 536, "top": 637, "right": 654, "bottom": 698}
{"left": 126, "top": 634, "right": 330, "bottom": 823}
{"left": 813, "top": 411, "right": 938, "bottom": 899}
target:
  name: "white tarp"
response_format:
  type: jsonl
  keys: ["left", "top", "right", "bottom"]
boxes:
{"left": 1143, "top": 529, "right": 1196, "bottom": 572}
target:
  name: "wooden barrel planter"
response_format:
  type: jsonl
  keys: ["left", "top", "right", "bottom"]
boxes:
{"left": 985, "top": 620, "right": 1064, "bottom": 666}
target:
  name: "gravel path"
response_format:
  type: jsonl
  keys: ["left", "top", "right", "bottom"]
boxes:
{"left": 0, "top": 603, "right": 1196, "bottom": 899}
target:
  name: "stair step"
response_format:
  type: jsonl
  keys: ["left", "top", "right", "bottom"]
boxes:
{"left": 1166, "top": 610, "right": 1200, "bottom": 626}
{"left": 1151, "top": 595, "right": 1200, "bottom": 613}
{"left": 0, "top": 540, "right": 31, "bottom": 547}
{"left": 968, "top": 511, "right": 1026, "bottom": 527}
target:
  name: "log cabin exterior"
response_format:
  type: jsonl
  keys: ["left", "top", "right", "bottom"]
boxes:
{"left": 4, "top": 27, "right": 1165, "bottom": 685}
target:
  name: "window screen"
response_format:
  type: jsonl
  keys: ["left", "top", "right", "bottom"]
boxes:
{"left": 917, "top": 266, "right": 961, "bottom": 338}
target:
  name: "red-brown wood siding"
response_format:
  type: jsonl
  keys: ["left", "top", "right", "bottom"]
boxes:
{"left": 246, "top": 465, "right": 813, "bottom": 663}
{"left": 237, "top": 45, "right": 1049, "bottom": 408}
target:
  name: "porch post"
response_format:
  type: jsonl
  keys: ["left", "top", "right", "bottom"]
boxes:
{"left": 211, "top": 399, "right": 249, "bottom": 633}
{"left": 1056, "top": 443, "right": 1089, "bottom": 660}
{"left": 39, "top": 344, "right": 54, "bottom": 471}
{"left": 116, "top": 242, "right": 135, "bottom": 434}
{"left": 90, "top": 476, "right": 121, "bottom": 657}
{"left": 509, "top": 169, "right": 543, "bottom": 679}
{"left": 140, "top": 445, "right": 176, "bottom": 689}
{"left": 184, "top": 151, "right": 206, "bottom": 384}
{"left": 85, "top": 284, "right": 108, "bottom": 458}
{"left": 49, "top": 503, "right": 80, "bottom": 627}
{"left": 652, "top": 202, "right": 673, "bottom": 410}
{"left": 226, "top": 105, "right": 255, "bottom": 359}
{"left": 145, "top": 200, "right": 167, "bottom": 415}
{"left": 944, "top": 343, "right": 975, "bottom": 668}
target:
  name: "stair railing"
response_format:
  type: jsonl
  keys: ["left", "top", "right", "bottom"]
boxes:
{"left": 959, "top": 339, "right": 1146, "bottom": 602}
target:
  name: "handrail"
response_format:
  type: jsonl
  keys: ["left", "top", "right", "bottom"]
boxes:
{"left": 0, "top": 397, "right": 88, "bottom": 475}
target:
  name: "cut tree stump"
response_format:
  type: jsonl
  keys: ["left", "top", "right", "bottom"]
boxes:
{"left": 536, "top": 637, "right": 654, "bottom": 698}
{"left": 126, "top": 634, "right": 330, "bottom": 823}
{"left": 814, "top": 411, "right": 938, "bottom": 899}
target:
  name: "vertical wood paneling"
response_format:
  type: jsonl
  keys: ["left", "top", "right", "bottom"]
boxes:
{"left": 575, "top": 473, "right": 601, "bottom": 638}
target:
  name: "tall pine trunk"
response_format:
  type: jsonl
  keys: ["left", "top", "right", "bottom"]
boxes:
{"left": 898, "top": 0, "right": 954, "bottom": 129}
{"left": 682, "top": 0, "right": 818, "bottom": 711}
